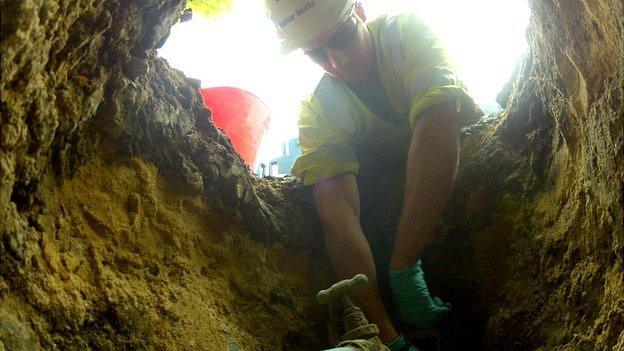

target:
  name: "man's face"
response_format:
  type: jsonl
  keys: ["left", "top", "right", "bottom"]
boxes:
{"left": 300, "top": 4, "right": 374, "bottom": 84}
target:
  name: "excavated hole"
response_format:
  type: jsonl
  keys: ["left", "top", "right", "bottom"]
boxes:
{"left": 1, "top": 0, "right": 622, "bottom": 350}
{"left": 154, "top": 2, "right": 531, "bottom": 349}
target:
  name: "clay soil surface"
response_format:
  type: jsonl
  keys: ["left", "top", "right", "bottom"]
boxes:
{"left": 1, "top": 154, "right": 325, "bottom": 350}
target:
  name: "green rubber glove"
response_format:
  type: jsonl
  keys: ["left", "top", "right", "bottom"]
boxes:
{"left": 386, "top": 334, "right": 421, "bottom": 351}
{"left": 389, "top": 260, "right": 451, "bottom": 330}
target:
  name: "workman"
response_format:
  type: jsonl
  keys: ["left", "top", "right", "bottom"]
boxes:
{"left": 265, "top": 1, "right": 483, "bottom": 350}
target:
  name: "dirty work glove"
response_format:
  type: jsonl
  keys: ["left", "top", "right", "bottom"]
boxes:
{"left": 389, "top": 260, "right": 451, "bottom": 330}
{"left": 386, "top": 334, "right": 421, "bottom": 351}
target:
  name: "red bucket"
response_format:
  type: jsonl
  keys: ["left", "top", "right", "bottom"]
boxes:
{"left": 199, "top": 87, "right": 270, "bottom": 168}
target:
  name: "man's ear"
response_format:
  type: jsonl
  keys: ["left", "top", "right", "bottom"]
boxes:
{"left": 355, "top": 2, "right": 366, "bottom": 22}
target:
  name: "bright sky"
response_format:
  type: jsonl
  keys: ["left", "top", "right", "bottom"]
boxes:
{"left": 158, "top": 0, "right": 530, "bottom": 166}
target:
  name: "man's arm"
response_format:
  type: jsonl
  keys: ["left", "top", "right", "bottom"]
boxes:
{"left": 313, "top": 173, "right": 398, "bottom": 342}
{"left": 313, "top": 173, "right": 365, "bottom": 279}
{"left": 389, "top": 101, "right": 460, "bottom": 270}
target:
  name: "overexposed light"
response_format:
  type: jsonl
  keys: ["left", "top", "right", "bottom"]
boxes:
{"left": 364, "top": 0, "right": 530, "bottom": 110}
{"left": 159, "top": 0, "right": 323, "bottom": 166}
{"left": 159, "top": 0, "right": 530, "bottom": 166}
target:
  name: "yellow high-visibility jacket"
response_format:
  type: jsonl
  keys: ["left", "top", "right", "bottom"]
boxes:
{"left": 291, "top": 14, "right": 483, "bottom": 186}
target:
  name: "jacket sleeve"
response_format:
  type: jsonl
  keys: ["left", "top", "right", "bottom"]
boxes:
{"left": 398, "top": 14, "right": 483, "bottom": 128}
{"left": 291, "top": 99, "right": 359, "bottom": 186}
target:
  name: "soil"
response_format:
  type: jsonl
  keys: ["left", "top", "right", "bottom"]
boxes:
{"left": 1, "top": 154, "right": 326, "bottom": 350}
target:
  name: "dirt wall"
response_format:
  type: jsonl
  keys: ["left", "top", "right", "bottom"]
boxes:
{"left": 424, "top": 1, "right": 623, "bottom": 349}
{"left": 1, "top": 1, "right": 325, "bottom": 349}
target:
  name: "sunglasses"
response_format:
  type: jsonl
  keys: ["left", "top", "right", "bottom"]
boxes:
{"left": 305, "top": 5, "right": 359, "bottom": 63}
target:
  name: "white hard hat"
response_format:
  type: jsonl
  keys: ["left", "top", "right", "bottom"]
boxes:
{"left": 265, "top": 0, "right": 356, "bottom": 54}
